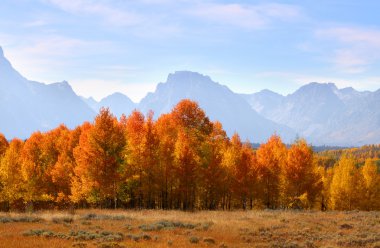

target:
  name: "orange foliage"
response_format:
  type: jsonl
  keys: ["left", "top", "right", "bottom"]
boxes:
{"left": 0, "top": 99, "right": 378, "bottom": 211}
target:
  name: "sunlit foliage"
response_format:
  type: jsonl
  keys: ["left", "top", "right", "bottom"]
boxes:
{"left": 0, "top": 99, "right": 379, "bottom": 211}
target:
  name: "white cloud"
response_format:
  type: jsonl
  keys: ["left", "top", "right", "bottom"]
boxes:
{"left": 317, "top": 27, "right": 380, "bottom": 46}
{"left": 44, "top": 0, "right": 142, "bottom": 26}
{"left": 315, "top": 27, "right": 380, "bottom": 73}
{"left": 187, "top": 2, "right": 302, "bottom": 30}
{"left": 2, "top": 34, "right": 114, "bottom": 82}
{"left": 43, "top": 0, "right": 182, "bottom": 38}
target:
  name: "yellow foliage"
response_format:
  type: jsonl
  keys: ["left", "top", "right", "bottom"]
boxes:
{"left": 330, "top": 155, "right": 365, "bottom": 210}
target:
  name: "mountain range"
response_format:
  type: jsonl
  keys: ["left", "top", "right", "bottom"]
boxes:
{"left": 0, "top": 47, "right": 95, "bottom": 139}
{"left": 0, "top": 46, "right": 379, "bottom": 146}
{"left": 241, "top": 83, "right": 380, "bottom": 146}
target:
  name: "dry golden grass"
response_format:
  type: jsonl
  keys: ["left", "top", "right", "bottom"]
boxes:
{"left": 0, "top": 209, "right": 379, "bottom": 248}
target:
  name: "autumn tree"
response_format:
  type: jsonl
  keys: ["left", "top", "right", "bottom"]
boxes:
{"left": 0, "top": 138, "right": 24, "bottom": 209}
{"left": 39, "top": 125, "right": 73, "bottom": 202}
{"left": 233, "top": 140, "right": 256, "bottom": 210}
{"left": 318, "top": 166, "right": 333, "bottom": 211}
{"left": 171, "top": 99, "right": 212, "bottom": 210}
{"left": 281, "top": 139, "right": 322, "bottom": 209}
{"left": 140, "top": 111, "right": 159, "bottom": 208}
{"left": 174, "top": 129, "right": 200, "bottom": 210}
{"left": 50, "top": 125, "right": 81, "bottom": 204}
{"left": 329, "top": 155, "right": 365, "bottom": 210}
{"left": 155, "top": 113, "right": 177, "bottom": 209}
{"left": 123, "top": 110, "right": 146, "bottom": 208}
{"left": 199, "top": 121, "right": 228, "bottom": 209}
{"left": 72, "top": 108, "right": 125, "bottom": 208}
{"left": 20, "top": 131, "right": 54, "bottom": 207}
{"left": 221, "top": 133, "right": 256, "bottom": 209}
{"left": 0, "top": 133, "right": 8, "bottom": 157}
{"left": 256, "top": 135, "right": 287, "bottom": 209}
{"left": 3, "top": 99, "right": 380, "bottom": 212}
{"left": 361, "top": 158, "right": 380, "bottom": 210}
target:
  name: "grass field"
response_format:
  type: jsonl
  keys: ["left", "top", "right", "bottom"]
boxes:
{"left": 0, "top": 209, "right": 379, "bottom": 248}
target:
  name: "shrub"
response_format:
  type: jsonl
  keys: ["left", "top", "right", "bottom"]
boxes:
{"left": 139, "top": 220, "right": 197, "bottom": 231}
{"left": 81, "top": 214, "right": 126, "bottom": 221}
{"left": 125, "top": 233, "right": 151, "bottom": 242}
{"left": 72, "top": 242, "right": 87, "bottom": 248}
{"left": 52, "top": 217, "right": 73, "bottom": 224}
{"left": 204, "top": 237, "right": 216, "bottom": 244}
{"left": 189, "top": 236, "right": 200, "bottom": 244}
{"left": 97, "top": 243, "right": 125, "bottom": 248}
{"left": 0, "top": 216, "right": 42, "bottom": 223}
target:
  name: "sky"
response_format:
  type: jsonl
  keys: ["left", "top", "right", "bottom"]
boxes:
{"left": 1, "top": 0, "right": 380, "bottom": 102}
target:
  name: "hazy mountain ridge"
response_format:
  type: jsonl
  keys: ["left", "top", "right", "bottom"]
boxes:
{"left": 242, "top": 82, "right": 380, "bottom": 146}
{"left": 138, "top": 71, "right": 296, "bottom": 143}
{"left": 83, "top": 92, "right": 136, "bottom": 118}
{"left": 1, "top": 46, "right": 379, "bottom": 145}
{"left": 0, "top": 47, "right": 96, "bottom": 139}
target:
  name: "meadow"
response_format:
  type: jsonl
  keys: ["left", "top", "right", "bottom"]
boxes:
{"left": 0, "top": 209, "right": 379, "bottom": 248}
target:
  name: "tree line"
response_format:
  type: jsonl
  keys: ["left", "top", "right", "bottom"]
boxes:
{"left": 0, "top": 99, "right": 379, "bottom": 211}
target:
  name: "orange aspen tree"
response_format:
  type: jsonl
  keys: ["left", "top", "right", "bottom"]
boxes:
{"left": 234, "top": 140, "right": 255, "bottom": 210}
{"left": 50, "top": 125, "right": 81, "bottom": 204}
{"left": 155, "top": 113, "right": 177, "bottom": 209}
{"left": 140, "top": 111, "right": 159, "bottom": 208}
{"left": 171, "top": 99, "right": 212, "bottom": 210}
{"left": 199, "top": 121, "right": 228, "bottom": 209}
{"left": 70, "top": 122, "right": 92, "bottom": 205}
{"left": 72, "top": 108, "right": 125, "bottom": 208}
{"left": 281, "top": 139, "right": 322, "bottom": 209}
{"left": 0, "top": 133, "right": 8, "bottom": 157}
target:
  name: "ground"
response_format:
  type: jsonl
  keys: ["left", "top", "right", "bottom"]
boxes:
{"left": 0, "top": 209, "right": 379, "bottom": 247}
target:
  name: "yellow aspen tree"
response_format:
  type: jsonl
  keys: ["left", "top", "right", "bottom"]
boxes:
{"left": 361, "top": 158, "right": 380, "bottom": 210}
{"left": 330, "top": 155, "right": 365, "bottom": 210}
{"left": 220, "top": 135, "right": 238, "bottom": 210}
{"left": 21, "top": 131, "right": 53, "bottom": 205}
{"left": 123, "top": 110, "right": 146, "bottom": 208}
{"left": 174, "top": 129, "right": 200, "bottom": 210}
{"left": 0, "top": 139, "right": 24, "bottom": 207}
{"left": 256, "top": 135, "right": 287, "bottom": 209}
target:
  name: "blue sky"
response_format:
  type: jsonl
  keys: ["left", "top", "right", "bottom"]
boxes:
{"left": 1, "top": 0, "right": 380, "bottom": 102}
